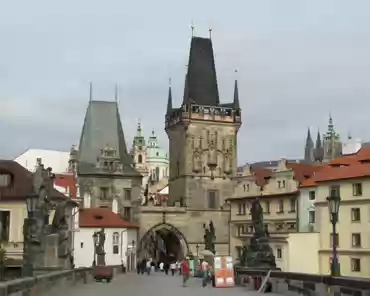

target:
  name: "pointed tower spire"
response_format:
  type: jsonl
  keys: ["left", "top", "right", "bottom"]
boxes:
{"left": 166, "top": 78, "right": 173, "bottom": 115}
{"left": 314, "top": 129, "right": 323, "bottom": 162}
{"left": 304, "top": 127, "right": 314, "bottom": 162}
{"left": 183, "top": 35, "right": 220, "bottom": 106}
{"left": 137, "top": 119, "right": 142, "bottom": 137}
{"left": 233, "top": 69, "right": 240, "bottom": 109}
{"left": 89, "top": 81, "right": 93, "bottom": 101}
{"left": 114, "top": 84, "right": 118, "bottom": 102}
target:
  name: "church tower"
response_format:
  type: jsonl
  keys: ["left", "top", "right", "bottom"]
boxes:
{"left": 165, "top": 35, "right": 241, "bottom": 208}
{"left": 323, "top": 115, "right": 342, "bottom": 162}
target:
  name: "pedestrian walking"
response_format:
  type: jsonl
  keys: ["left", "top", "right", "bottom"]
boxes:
{"left": 170, "top": 261, "right": 176, "bottom": 276}
{"left": 201, "top": 260, "right": 209, "bottom": 287}
{"left": 146, "top": 259, "right": 151, "bottom": 275}
{"left": 181, "top": 257, "right": 190, "bottom": 287}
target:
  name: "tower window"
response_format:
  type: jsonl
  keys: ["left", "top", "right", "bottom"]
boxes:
{"left": 138, "top": 154, "right": 142, "bottom": 164}
{"left": 207, "top": 190, "right": 219, "bottom": 209}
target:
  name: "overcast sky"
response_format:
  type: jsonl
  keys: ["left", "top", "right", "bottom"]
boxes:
{"left": 1, "top": 0, "right": 370, "bottom": 164}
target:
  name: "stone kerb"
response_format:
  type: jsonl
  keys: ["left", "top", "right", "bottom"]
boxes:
{"left": 0, "top": 267, "right": 92, "bottom": 296}
{"left": 235, "top": 267, "right": 370, "bottom": 296}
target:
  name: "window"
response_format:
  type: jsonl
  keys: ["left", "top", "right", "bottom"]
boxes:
{"left": 138, "top": 154, "right": 142, "bottom": 164}
{"left": 351, "top": 258, "right": 361, "bottom": 272}
{"left": 282, "top": 180, "right": 286, "bottom": 188}
{"left": 277, "top": 181, "right": 281, "bottom": 188}
{"left": 237, "top": 224, "right": 247, "bottom": 236}
{"left": 237, "top": 202, "right": 246, "bottom": 215}
{"left": 289, "top": 198, "right": 296, "bottom": 212}
{"left": 309, "top": 210, "right": 316, "bottom": 223}
{"left": 113, "top": 232, "right": 119, "bottom": 254}
{"left": 309, "top": 191, "right": 316, "bottom": 200}
{"left": 123, "top": 207, "right": 131, "bottom": 220}
{"left": 80, "top": 242, "right": 83, "bottom": 248}
{"left": 277, "top": 200, "right": 284, "bottom": 213}
{"left": 329, "top": 185, "right": 340, "bottom": 197}
{"left": 124, "top": 189, "right": 132, "bottom": 201}
{"left": 0, "top": 211, "right": 10, "bottom": 242}
{"left": 352, "top": 233, "right": 361, "bottom": 248}
{"left": 264, "top": 201, "right": 270, "bottom": 213}
{"left": 351, "top": 208, "right": 361, "bottom": 222}
{"left": 100, "top": 187, "right": 108, "bottom": 200}
{"left": 208, "top": 190, "right": 218, "bottom": 209}
{"left": 155, "top": 167, "right": 160, "bottom": 182}
{"left": 236, "top": 246, "right": 242, "bottom": 260}
{"left": 276, "top": 248, "right": 282, "bottom": 259}
{"left": 330, "top": 233, "right": 339, "bottom": 247}
{"left": 352, "top": 183, "right": 362, "bottom": 196}
{"left": 0, "top": 174, "right": 10, "bottom": 187}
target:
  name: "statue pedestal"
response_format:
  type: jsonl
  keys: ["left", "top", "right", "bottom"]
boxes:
{"left": 243, "top": 235, "right": 277, "bottom": 270}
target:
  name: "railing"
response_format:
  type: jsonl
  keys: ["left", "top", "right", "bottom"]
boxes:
{"left": 0, "top": 267, "right": 92, "bottom": 296}
{"left": 235, "top": 266, "right": 370, "bottom": 296}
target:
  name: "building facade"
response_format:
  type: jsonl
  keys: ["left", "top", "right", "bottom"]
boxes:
{"left": 303, "top": 147, "right": 370, "bottom": 277}
{"left": 73, "top": 207, "right": 138, "bottom": 269}
{"left": 228, "top": 159, "right": 320, "bottom": 271}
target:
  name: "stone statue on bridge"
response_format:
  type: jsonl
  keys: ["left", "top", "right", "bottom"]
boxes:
{"left": 203, "top": 221, "right": 216, "bottom": 254}
{"left": 240, "top": 197, "right": 277, "bottom": 269}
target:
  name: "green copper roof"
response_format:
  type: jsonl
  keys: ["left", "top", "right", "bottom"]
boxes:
{"left": 77, "top": 100, "right": 140, "bottom": 176}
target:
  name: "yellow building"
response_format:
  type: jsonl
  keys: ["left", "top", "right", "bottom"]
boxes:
{"left": 301, "top": 148, "right": 370, "bottom": 277}
{"left": 0, "top": 160, "right": 68, "bottom": 265}
{"left": 228, "top": 159, "right": 320, "bottom": 271}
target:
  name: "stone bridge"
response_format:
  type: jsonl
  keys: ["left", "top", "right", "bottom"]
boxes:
{"left": 1, "top": 267, "right": 370, "bottom": 296}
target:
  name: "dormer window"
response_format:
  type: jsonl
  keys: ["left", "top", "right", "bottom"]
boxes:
{"left": 0, "top": 174, "right": 11, "bottom": 187}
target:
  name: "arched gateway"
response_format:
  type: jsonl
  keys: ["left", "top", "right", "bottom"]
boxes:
{"left": 138, "top": 223, "right": 189, "bottom": 262}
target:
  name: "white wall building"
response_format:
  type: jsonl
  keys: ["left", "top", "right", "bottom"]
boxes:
{"left": 14, "top": 149, "right": 70, "bottom": 173}
{"left": 73, "top": 207, "right": 138, "bottom": 269}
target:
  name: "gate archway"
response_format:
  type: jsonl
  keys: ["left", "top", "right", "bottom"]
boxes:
{"left": 138, "top": 223, "right": 189, "bottom": 262}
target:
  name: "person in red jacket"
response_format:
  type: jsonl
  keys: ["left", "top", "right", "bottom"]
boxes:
{"left": 181, "top": 257, "right": 190, "bottom": 287}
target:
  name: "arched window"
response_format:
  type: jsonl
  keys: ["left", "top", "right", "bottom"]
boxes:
{"left": 138, "top": 154, "right": 142, "bottom": 164}
{"left": 113, "top": 232, "right": 119, "bottom": 254}
{"left": 155, "top": 167, "right": 160, "bottom": 181}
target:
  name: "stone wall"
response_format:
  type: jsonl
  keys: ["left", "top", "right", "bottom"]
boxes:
{"left": 235, "top": 267, "right": 370, "bottom": 296}
{"left": 0, "top": 268, "right": 92, "bottom": 296}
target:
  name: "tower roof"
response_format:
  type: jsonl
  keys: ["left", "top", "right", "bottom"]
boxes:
{"left": 78, "top": 100, "right": 139, "bottom": 176}
{"left": 183, "top": 36, "right": 220, "bottom": 106}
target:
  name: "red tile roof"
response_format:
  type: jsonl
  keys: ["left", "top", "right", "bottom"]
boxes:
{"left": 251, "top": 167, "right": 272, "bottom": 187}
{"left": 79, "top": 208, "right": 139, "bottom": 228}
{"left": 300, "top": 148, "right": 370, "bottom": 188}
{"left": 54, "top": 173, "right": 78, "bottom": 198}
{"left": 0, "top": 160, "right": 66, "bottom": 201}
{"left": 286, "top": 162, "right": 324, "bottom": 184}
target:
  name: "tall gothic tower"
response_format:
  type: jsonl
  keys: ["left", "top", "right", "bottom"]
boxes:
{"left": 165, "top": 35, "right": 241, "bottom": 209}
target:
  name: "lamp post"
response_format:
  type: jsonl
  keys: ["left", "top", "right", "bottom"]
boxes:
{"left": 196, "top": 244, "right": 199, "bottom": 257}
{"left": 327, "top": 194, "right": 341, "bottom": 277}
{"left": 22, "top": 193, "right": 39, "bottom": 277}
{"left": 131, "top": 240, "right": 136, "bottom": 272}
{"left": 92, "top": 232, "right": 98, "bottom": 266}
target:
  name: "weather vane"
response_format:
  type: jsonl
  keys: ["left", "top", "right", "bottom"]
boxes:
{"left": 191, "top": 21, "right": 195, "bottom": 37}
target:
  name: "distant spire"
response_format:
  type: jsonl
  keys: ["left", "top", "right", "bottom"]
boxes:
{"left": 304, "top": 127, "right": 314, "bottom": 162}
{"left": 114, "top": 84, "right": 118, "bottom": 102}
{"left": 314, "top": 129, "right": 323, "bottom": 162}
{"left": 89, "top": 81, "right": 93, "bottom": 101}
{"left": 137, "top": 119, "right": 142, "bottom": 137}
{"left": 191, "top": 21, "right": 195, "bottom": 37}
{"left": 166, "top": 78, "right": 173, "bottom": 115}
{"left": 233, "top": 69, "right": 240, "bottom": 109}
{"left": 209, "top": 28, "right": 212, "bottom": 40}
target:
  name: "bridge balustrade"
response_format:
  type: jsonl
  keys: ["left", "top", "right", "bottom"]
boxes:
{"left": 235, "top": 266, "right": 370, "bottom": 296}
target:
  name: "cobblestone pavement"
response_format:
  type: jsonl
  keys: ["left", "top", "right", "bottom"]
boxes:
{"left": 68, "top": 272, "right": 280, "bottom": 296}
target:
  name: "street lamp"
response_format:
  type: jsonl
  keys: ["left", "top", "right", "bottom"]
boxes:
{"left": 92, "top": 232, "right": 98, "bottom": 266}
{"left": 196, "top": 244, "right": 199, "bottom": 257}
{"left": 327, "top": 194, "right": 341, "bottom": 276}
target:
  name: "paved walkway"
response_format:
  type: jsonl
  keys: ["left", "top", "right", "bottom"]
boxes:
{"left": 68, "top": 272, "right": 279, "bottom": 296}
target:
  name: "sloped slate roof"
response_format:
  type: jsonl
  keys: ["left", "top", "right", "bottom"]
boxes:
{"left": 184, "top": 37, "right": 220, "bottom": 106}
{"left": 77, "top": 100, "right": 140, "bottom": 176}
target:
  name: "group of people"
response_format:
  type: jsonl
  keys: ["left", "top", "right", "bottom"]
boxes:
{"left": 136, "top": 256, "right": 213, "bottom": 287}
